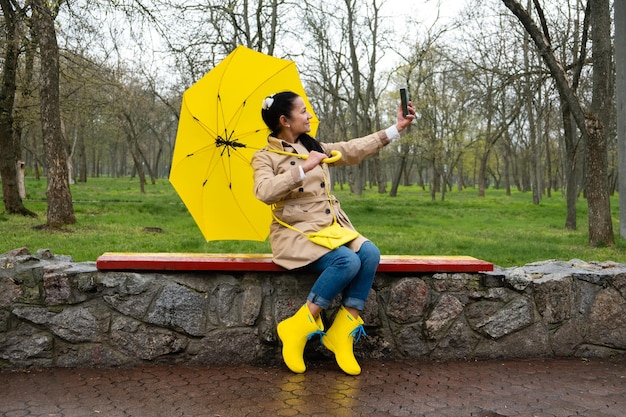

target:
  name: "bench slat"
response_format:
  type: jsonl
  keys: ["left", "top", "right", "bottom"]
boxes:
{"left": 96, "top": 252, "right": 494, "bottom": 273}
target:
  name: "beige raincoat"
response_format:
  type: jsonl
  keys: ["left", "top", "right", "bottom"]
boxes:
{"left": 252, "top": 130, "right": 391, "bottom": 269}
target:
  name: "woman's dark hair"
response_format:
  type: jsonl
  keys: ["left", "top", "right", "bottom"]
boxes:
{"left": 261, "top": 91, "right": 324, "bottom": 154}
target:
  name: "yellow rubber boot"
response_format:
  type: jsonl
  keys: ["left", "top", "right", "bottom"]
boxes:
{"left": 277, "top": 304, "right": 324, "bottom": 374}
{"left": 322, "top": 305, "right": 366, "bottom": 376}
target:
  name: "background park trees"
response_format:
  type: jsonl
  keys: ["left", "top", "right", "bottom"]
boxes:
{"left": 0, "top": 0, "right": 622, "bottom": 246}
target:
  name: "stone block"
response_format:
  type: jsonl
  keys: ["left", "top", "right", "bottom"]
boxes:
{"left": 394, "top": 322, "right": 429, "bottom": 358}
{"left": 468, "top": 296, "right": 535, "bottom": 339}
{"left": 56, "top": 342, "right": 129, "bottom": 367}
{"left": 0, "top": 276, "right": 22, "bottom": 308}
{"left": 425, "top": 294, "right": 464, "bottom": 339}
{"left": 386, "top": 278, "right": 428, "bottom": 324}
{"left": 431, "top": 273, "right": 474, "bottom": 292}
{"left": 110, "top": 316, "right": 187, "bottom": 360}
{"left": 12, "top": 304, "right": 110, "bottom": 343}
{"left": 147, "top": 283, "right": 208, "bottom": 336}
{"left": 551, "top": 319, "right": 585, "bottom": 356}
{"left": 532, "top": 275, "right": 574, "bottom": 324}
{"left": 0, "top": 325, "right": 53, "bottom": 366}
{"left": 474, "top": 322, "right": 551, "bottom": 359}
{"left": 503, "top": 267, "right": 532, "bottom": 290}
{"left": 613, "top": 272, "right": 626, "bottom": 299}
{"left": 104, "top": 287, "right": 159, "bottom": 319}
{"left": 587, "top": 288, "right": 626, "bottom": 348}
{"left": 43, "top": 265, "right": 72, "bottom": 305}
{"left": 430, "top": 319, "right": 480, "bottom": 360}
{"left": 188, "top": 328, "right": 260, "bottom": 364}
{"left": 361, "top": 289, "right": 381, "bottom": 327}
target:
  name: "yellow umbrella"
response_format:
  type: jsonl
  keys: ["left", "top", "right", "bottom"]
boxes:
{"left": 169, "top": 45, "right": 320, "bottom": 241}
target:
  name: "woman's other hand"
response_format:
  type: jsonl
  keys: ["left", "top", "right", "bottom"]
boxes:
{"left": 396, "top": 101, "right": 416, "bottom": 132}
{"left": 302, "top": 151, "right": 328, "bottom": 173}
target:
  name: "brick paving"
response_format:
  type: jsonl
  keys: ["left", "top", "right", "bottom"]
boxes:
{"left": 1, "top": 358, "right": 625, "bottom": 417}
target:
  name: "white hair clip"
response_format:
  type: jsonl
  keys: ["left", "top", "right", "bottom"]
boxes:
{"left": 262, "top": 96, "right": 275, "bottom": 110}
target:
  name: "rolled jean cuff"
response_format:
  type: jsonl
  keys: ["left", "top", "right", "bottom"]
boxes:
{"left": 342, "top": 297, "right": 366, "bottom": 312}
{"left": 307, "top": 292, "right": 332, "bottom": 310}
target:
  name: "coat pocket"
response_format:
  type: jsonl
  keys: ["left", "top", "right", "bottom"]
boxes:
{"left": 280, "top": 201, "right": 332, "bottom": 231}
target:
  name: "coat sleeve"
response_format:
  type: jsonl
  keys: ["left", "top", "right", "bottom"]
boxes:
{"left": 322, "top": 130, "right": 390, "bottom": 166}
{"left": 251, "top": 150, "right": 304, "bottom": 205}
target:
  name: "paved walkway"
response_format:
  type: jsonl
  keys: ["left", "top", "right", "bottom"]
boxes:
{"left": 1, "top": 358, "right": 625, "bottom": 417}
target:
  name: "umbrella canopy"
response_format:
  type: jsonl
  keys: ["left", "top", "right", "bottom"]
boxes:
{"left": 170, "top": 45, "right": 319, "bottom": 241}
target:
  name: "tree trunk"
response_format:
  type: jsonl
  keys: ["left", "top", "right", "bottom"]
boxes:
{"left": 457, "top": 159, "right": 464, "bottom": 192}
{"left": 141, "top": 150, "right": 156, "bottom": 185}
{"left": 522, "top": 4, "right": 541, "bottom": 205}
{"left": 587, "top": 0, "right": 614, "bottom": 246}
{"left": 390, "top": 144, "right": 408, "bottom": 197}
{"left": 477, "top": 149, "right": 489, "bottom": 197}
{"left": 562, "top": 102, "right": 581, "bottom": 230}
{"left": 617, "top": 0, "right": 626, "bottom": 238}
{"left": 17, "top": 160, "right": 25, "bottom": 199}
{"left": 373, "top": 154, "right": 386, "bottom": 193}
{"left": 586, "top": 117, "right": 613, "bottom": 245}
{"left": 503, "top": 134, "right": 512, "bottom": 196}
{"left": 344, "top": 0, "right": 364, "bottom": 196}
{"left": 544, "top": 110, "right": 552, "bottom": 198}
{"left": 126, "top": 135, "right": 147, "bottom": 193}
{"left": 78, "top": 132, "right": 87, "bottom": 182}
{"left": 0, "top": 0, "right": 36, "bottom": 217}
{"left": 430, "top": 162, "right": 439, "bottom": 201}
{"left": 32, "top": 0, "right": 75, "bottom": 227}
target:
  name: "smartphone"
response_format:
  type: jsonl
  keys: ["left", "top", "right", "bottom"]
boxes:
{"left": 400, "top": 88, "right": 409, "bottom": 117}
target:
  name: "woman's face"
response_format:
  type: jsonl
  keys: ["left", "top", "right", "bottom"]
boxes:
{"left": 285, "top": 96, "right": 312, "bottom": 135}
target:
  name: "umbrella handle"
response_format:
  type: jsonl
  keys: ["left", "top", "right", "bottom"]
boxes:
{"left": 322, "top": 150, "right": 342, "bottom": 164}
{"left": 267, "top": 149, "right": 342, "bottom": 164}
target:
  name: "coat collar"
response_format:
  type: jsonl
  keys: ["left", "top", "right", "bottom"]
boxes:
{"left": 266, "top": 135, "right": 307, "bottom": 155}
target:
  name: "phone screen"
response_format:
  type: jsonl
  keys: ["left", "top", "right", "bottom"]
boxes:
{"left": 400, "top": 88, "right": 409, "bottom": 117}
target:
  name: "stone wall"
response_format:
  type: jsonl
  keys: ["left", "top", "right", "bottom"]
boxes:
{"left": 1, "top": 248, "right": 625, "bottom": 368}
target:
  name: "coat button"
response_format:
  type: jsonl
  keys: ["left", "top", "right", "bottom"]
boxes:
{"left": 325, "top": 209, "right": 331, "bottom": 214}
{"left": 290, "top": 161, "right": 296, "bottom": 165}
{"left": 298, "top": 188, "right": 304, "bottom": 192}
{"left": 320, "top": 182, "right": 325, "bottom": 188}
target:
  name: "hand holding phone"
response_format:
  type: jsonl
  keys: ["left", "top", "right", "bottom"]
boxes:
{"left": 400, "top": 88, "right": 409, "bottom": 117}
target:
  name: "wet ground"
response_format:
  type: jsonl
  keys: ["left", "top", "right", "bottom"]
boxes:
{"left": 1, "top": 357, "right": 625, "bottom": 417}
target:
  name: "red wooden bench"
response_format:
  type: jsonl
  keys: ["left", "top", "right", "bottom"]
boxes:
{"left": 96, "top": 252, "right": 494, "bottom": 273}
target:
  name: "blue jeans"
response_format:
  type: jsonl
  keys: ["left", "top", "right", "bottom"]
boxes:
{"left": 303, "top": 242, "right": 380, "bottom": 311}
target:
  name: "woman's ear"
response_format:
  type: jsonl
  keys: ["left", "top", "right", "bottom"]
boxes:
{"left": 279, "top": 115, "right": 291, "bottom": 129}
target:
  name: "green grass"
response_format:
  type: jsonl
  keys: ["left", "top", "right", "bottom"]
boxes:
{"left": 1, "top": 177, "right": 625, "bottom": 267}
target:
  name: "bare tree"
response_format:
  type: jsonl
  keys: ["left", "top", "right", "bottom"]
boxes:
{"left": 587, "top": 0, "right": 613, "bottom": 246}
{"left": 501, "top": 0, "right": 614, "bottom": 247}
{"left": 31, "top": 0, "right": 75, "bottom": 227}
{"left": 0, "top": 0, "right": 35, "bottom": 216}
{"left": 617, "top": 0, "right": 626, "bottom": 238}
{"left": 391, "top": 29, "right": 446, "bottom": 197}
{"left": 560, "top": 0, "right": 589, "bottom": 230}
{"left": 299, "top": 0, "right": 388, "bottom": 195}
{"left": 523, "top": 0, "right": 541, "bottom": 204}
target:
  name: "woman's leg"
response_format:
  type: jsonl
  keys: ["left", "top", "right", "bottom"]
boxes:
{"left": 289, "top": 243, "right": 380, "bottom": 375}
{"left": 322, "top": 242, "right": 380, "bottom": 375}
{"left": 277, "top": 247, "right": 359, "bottom": 374}
{"left": 341, "top": 242, "right": 381, "bottom": 314}
{"left": 304, "top": 246, "right": 361, "bottom": 310}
